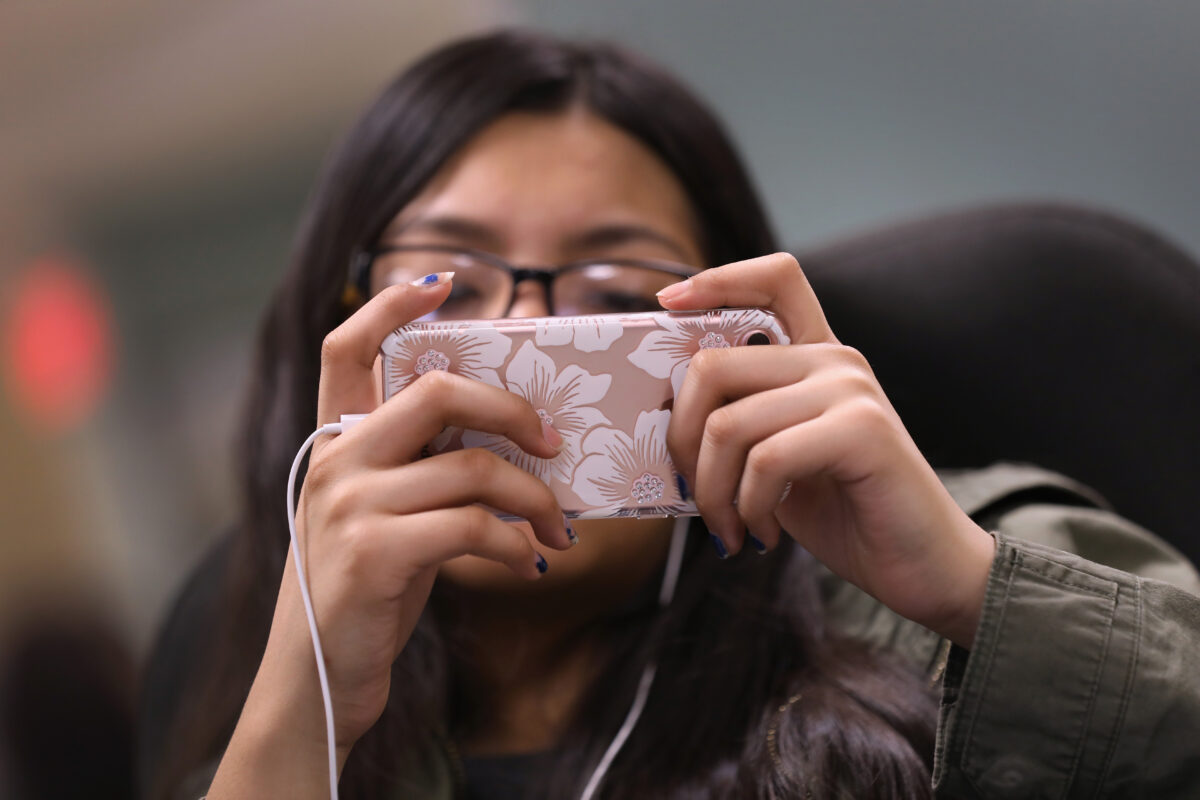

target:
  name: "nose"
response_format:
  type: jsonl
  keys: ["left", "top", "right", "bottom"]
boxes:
{"left": 506, "top": 278, "right": 552, "bottom": 318}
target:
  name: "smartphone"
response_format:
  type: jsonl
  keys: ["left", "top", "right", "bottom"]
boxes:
{"left": 379, "top": 308, "right": 789, "bottom": 520}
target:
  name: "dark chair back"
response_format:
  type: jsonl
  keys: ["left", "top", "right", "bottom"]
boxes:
{"left": 800, "top": 202, "right": 1200, "bottom": 564}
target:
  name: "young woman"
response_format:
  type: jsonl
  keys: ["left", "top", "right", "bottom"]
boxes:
{"left": 144, "top": 30, "right": 1200, "bottom": 799}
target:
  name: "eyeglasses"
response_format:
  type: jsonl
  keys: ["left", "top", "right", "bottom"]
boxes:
{"left": 346, "top": 244, "right": 701, "bottom": 320}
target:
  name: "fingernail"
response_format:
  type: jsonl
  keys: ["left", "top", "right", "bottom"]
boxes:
{"left": 407, "top": 271, "right": 455, "bottom": 288}
{"left": 674, "top": 473, "right": 690, "bottom": 502}
{"left": 710, "top": 534, "right": 729, "bottom": 560}
{"left": 655, "top": 278, "right": 691, "bottom": 303}
{"left": 747, "top": 534, "right": 768, "bottom": 555}
{"left": 541, "top": 419, "right": 565, "bottom": 452}
{"left": 535, "top": 553, "right": 548, "bottom": 574}
{"left": 564, "top": 514, "right": 578, "bottom": 546}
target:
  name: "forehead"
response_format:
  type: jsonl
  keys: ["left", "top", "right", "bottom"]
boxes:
{"left": 385, "top": 109, "right": 702, "bottom": 260}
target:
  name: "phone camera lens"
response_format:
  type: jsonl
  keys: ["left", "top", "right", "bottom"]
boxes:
{"left": 745, "top": 331, "right": 771, "bottom": 346}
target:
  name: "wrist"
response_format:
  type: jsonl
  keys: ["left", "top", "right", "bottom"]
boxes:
{"left": 926, "top": 523, "right": 997, "bottom": 649}
{"left": 210, "top": 605, "right": 361, "bottom": 796}
{"left": 248, "top": 658, "right": 353, "bottom": 766}
{"left": 207, "top": 653, "right": 350, "bottom": 799}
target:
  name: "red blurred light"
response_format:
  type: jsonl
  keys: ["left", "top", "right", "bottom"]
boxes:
{"left": 3, "top": 256, "right": 115, "bottom": 433}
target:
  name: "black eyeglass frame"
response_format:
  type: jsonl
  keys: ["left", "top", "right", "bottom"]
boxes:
{"left": 346, "top": 243, "right": 702, "bottom": 313}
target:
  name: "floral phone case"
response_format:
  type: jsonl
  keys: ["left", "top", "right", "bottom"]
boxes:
{"left": 380, "top": 308, "right": 790, "bottom": 520}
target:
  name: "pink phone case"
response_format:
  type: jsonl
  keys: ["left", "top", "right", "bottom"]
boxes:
{"left": 380, "top": 308, "right": 790, "bottom": 520}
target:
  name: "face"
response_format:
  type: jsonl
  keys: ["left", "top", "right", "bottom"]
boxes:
{"left": 379, "top": 108, "right": 704, "bottom": 604}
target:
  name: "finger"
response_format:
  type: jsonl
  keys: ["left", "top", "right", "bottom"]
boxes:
{"left": 316, "top": 275, "right": 454, "bottom": 428}
{"left": 368, "top": 506, "right": 548, "bottom": 581}
{"left": 337, "top": 448, "right": 573, "bottom": 549}
{"left": 656, "top": 252, "right": 836, "bottom": 344}
{"left": 693, "top": 374, "right": 856, "bottom": 555}
{"left": 334, "top": 370, "right": 562, "bottom": 466}
{"left": 667, "top": 343, "right": 866, "bottom": 482}
{"left": 735, "top": 407, "right": 868, "bottom": 557}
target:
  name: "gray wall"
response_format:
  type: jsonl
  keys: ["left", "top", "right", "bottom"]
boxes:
{"left": 523, "top": 1, "right": 1200, "bottom": 254}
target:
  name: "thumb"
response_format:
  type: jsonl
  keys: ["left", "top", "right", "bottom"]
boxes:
{"left": 316, "top": 272, "right": 454, "bottom": 427}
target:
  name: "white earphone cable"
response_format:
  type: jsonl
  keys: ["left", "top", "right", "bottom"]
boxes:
{"left": 578, "top": 514, "right": 690, "bottom": 800}
{"left": 288, "top": 417, "right": 689, "bottom": 800}
{"left": 287, "top": 422, "right": 346, "bottom": 800}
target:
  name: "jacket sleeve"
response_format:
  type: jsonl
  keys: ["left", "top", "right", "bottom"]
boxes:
{"left": 932, "top": 506, "right": 1200, "bottom": 798}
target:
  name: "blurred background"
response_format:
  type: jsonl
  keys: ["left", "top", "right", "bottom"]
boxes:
{"left": 1, "top": 1, "right": 1197, "bottom": 796}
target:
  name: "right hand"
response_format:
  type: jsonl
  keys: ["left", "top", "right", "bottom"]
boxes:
{"left": 209, "top": 278, "right": 573, "bottom": 796}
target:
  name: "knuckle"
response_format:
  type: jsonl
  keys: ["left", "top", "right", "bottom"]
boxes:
{"left": 411, "top": 367, "right": 456, "bottom": 398}
{"left": 504, "top": 530, "right": 534, "bottom": 566}
{"left": 684, "top": 351, "right": 726, "bottom": 392}
{"left": 842, "top": 396, "right": 890, "bottom": 431}
{"left": 703, "top": 407, "right": 740, "bottom": 448}
{"left": 834, "top": 344, "right": 872, "bottom": 372}
{"left": 339, "top": 512, "right": 375, "bottom": 544}
{"left": 691, "top": 493, "right": 716, "bottom": 519}
{"left": 828, "top": 365, "right": 877, "bottom": 397}
{"left": 365, "top": 283, "right": 411, "bottom": 321}
{"left": 735, "top": 503, "right": 763, "bottom": 531}
{"left": 745, "top": 440, "right": 784, "bottom": 480}
{"left": 459, "top": 447, "right": 499, "bottom": 482}
{"left": 686, "top": 346, "right": 720, "bottom": 377}
{"left": 691, "top": 487, "right": 727, "bottom": 520}
{"left": 501, "top": 396, "right": 542, "bottom": 437}
{"left": 320, "top": 329, "right": 348, "bottom": 368}
{"left": 337, "top": 518, "right": 374, "bottom": 569}
{"left": 523, "top": 474, "right": 558, "bottom": 513}
{"left": 769, "top": 251, "right": 802, "bottom": 275}
{"left": 534, "top": 490, "right": 561, "bottom": 523}
{"left": 322, "top": 480, "right": 360, "bottom": 522}
{"left": 304, "top": 453, "right": 337, "bottom": 494}
{"left": 458, "top": 506, "right": 493, "bottom": 549}
{"left": 375, "top": 283, "right": 408, "bottom": 306}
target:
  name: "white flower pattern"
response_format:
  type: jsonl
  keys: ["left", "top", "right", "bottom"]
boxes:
{"left": 381, "top": 321, "right": 512, "bottom": 395}
{"left": 534, "top": 315, "right": 623, "bottom": 352}
{"left": 572, "top": 410, "right": 690, "bottom": 518}
{"left": 626, "top": 309, "right": 790, "bottom": 396}
{"left": 461, "top": 340, "right": 612, "bottom": 484}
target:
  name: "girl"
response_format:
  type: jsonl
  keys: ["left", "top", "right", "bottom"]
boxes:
{"left": 145, "top": 29, "right": 1200, "bottom": 799}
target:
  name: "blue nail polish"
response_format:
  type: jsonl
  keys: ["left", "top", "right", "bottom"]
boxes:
{"left": 710, "top": 534, "right": 729, "bottom": 559}
{"left": 420, "top": 272, "right": 440, "bottom": 285}
{"left": 535, "top": 553, "right": 548, "bottom": 573}
{"left": 675, "top": 473, "right": 691, "bottom": 502}
{"left": 747, "top": 534, "right": 768, "bottom": 554}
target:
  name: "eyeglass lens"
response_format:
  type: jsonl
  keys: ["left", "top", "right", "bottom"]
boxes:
{"left": 370, "top": 250, "right": 690, "bottom": 319}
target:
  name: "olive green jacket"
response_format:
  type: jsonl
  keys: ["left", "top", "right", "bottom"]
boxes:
{"left": 824, "top": 462, "right": 1200, "bottom": 798}
{"left": 184, "top": 464, "right": 1200, "bottom": 798}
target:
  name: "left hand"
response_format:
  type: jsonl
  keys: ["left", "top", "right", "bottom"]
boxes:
{"left": 659, "top": 252, "right": 996, "bottom": 648}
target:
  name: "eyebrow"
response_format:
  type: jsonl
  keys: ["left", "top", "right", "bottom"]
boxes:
{"left": 383, "top": 215, "right": 502, "bottom": 251}
{"left": 566, "top": 224, "right": 693, "bottom": 263}
{"left": 384, "top": 215, "right": 694, "bottom": 263}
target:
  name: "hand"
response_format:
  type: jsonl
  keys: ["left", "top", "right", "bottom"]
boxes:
{"left": 208, "top": 277, "right": 574, "bottom": 798}
{"left": 659, "top": 253, "right": 996, "bottom": 649}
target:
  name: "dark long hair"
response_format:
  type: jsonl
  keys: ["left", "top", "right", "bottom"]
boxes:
{"left": 153, "top": 29, "right": 936, "bottom": 799}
